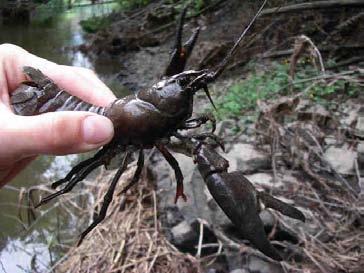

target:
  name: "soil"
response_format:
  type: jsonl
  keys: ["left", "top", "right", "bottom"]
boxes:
{"left": 80, "top": 1, "right": 364, "bottom": 93}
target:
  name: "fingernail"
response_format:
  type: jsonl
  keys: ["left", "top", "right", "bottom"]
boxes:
{"left": 82, "top": 115, "right": 114, "bottom": 144}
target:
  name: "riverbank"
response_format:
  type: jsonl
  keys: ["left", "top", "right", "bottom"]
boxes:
{"left": 53, "top": 85, "right": 364, "bottom": 272}
{"left": 1, "top": 0, "right": 363, "bottom": 272}
{"left": 52, "top": 1, "right": 364, "bottom": 273}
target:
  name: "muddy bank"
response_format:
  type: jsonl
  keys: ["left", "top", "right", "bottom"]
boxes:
{"left": 79, "top": 0, "right": 364, "bottom": 92}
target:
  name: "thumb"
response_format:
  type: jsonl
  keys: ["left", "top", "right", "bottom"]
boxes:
{"left": 3, "top": 112, "right": 114, "bottom": 158}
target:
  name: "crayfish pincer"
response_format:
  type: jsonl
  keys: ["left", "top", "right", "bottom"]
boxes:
{"left": 194, "top": 144, "right": 305, "bottom": 261}
{"left": 8, "top": 1, "right": 295, "bottom": 254}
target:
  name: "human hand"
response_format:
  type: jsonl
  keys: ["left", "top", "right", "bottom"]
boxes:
{"left": 0, "top": 44, "right": 116, "bottom": 186}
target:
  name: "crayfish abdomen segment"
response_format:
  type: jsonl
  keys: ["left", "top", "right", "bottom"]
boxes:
{"left": 11, "top": 67, "right": 105, "bottom": 116}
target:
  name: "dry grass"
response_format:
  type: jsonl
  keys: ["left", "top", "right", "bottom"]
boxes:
{"left": 48, "top": 166, "right": 200, "bottom": 273}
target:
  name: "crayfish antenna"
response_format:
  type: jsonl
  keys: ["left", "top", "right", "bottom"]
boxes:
{"left": 210, "top": 0, "right": 267, "bottom": 81}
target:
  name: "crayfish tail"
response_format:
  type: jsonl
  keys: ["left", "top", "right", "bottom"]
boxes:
{"left": 23, "top": 66, "right": 52, "bottom": 87}
{"left": 11, "top": 66, "right": 106, "bottom": 116}
{"left": 258, "top": 191, "right": 306, "bottom": 222}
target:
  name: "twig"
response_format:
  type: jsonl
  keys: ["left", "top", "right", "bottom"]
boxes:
{"left": 307, "top": 132, "right": 358, "bottom": 198}
{"left": 146, "top": 247, "right": 160, "bottom": 273}
{"left": 329, "top": 11, "right": 364, "bottom": 37}
{"left": 303, "top": 245, "right": 330, "bottom": 273}
{"left": 0, "top": 260, "right": 8, "bottom": 273}
{"left": 196, "top": 220, "right": 204, "bottom": 258}
{"left": 152, "top": 190, "right": 158, "bottom": 236}
{"left": 354, "top": 159, "right": 364, "bottom": 197}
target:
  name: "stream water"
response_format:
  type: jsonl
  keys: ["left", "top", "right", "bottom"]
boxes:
{"left": 0, "top": 3, "right": 129, "bottom": 272}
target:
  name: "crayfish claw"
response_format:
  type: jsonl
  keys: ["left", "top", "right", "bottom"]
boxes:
{"left": 205, "top": 172, "right": 283, "bottom": 260}
{"left": 258, "top": 191, "right": 306, "bottom": 222}
{"left": 194, "top": 145, "right": 305, "bottom": 260}
{"left": 203, "top": 86, "right": 217, "bottom": 111}
{"left": 241, "top": 212, "right": 283, "bottom": 261}
{"left": 164, "top": 5, "right": 200, "bottom": 77}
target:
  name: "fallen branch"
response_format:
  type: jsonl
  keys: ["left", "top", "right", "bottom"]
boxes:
{"left": 262, "top": 44, "right": 364, "bottom": 59}
{"left": 327, "top": 56, "right": 364, "bottom": 69}
{"left": 261, "top": 0, "right": 364, "bottom": 16}
{"left": 331, "top": 11, "right": 364, "bottom": 35}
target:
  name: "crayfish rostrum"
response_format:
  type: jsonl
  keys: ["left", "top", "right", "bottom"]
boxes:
{"left": 10, "top": 0, "right": 305, "bottom": 260}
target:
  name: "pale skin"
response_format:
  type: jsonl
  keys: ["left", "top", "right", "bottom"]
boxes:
{"left": 0, "top": 44, "right": 116, "bottom": 186}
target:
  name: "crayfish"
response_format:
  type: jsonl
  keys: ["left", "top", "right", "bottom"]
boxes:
{"left": 10, "top": 0, "right": 305, "bottom": 260}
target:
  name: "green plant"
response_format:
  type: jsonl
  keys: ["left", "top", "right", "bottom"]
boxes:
{"left": 117, "top": 0, "right": 150, "bottom": 10}
{"left": 164, "top": 0, "right": 217, "bottom": 13}
{"left": 214, "top": 63, "right": 290, "bottom": 119}
{"left": 193, "top": 0, "right": 206, "bottom": 11}
{"left": 80, "top": 15, "right": 112, "bottom": 33}
{"left": 32, "top": 0, "right": 65, "bottom": 24}
{"left": 213, "top": 62, "right": 359, "bottom": 120}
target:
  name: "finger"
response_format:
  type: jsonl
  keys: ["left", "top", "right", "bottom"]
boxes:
{"left": 67, "top": 66, "right": 115, "bottom": 98}
{"left": 0, "top": 112, "right": 114, "bottom": 158}
{"left": 0, "top": 156, "right": 37, "bottom": 188}
{"left": 57, "top": 65, "right": 116, "bottom": 106}
{"left": 0, "top": 44, "right": 116, "bottom": 107}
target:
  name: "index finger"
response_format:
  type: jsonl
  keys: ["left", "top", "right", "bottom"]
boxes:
{"left": 0, "top": 44, "right": 116, "bottom": 107}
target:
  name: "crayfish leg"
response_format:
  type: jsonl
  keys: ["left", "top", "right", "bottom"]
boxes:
{"left": 36, "top": 158, "right": 104, "bottom": 208}
{"left": 118, "top": 149, "right": 144, "bottom": 196}
{"left": 77, "top": 152, "right": 131, "bottom": 246}
{"left": 156, "top": 144, "right": 187, "bottom": 203}
{"left": 175, "top": 183, "right": 187, "bottom": 204}
{"left": 51, "top": 147, "right": 107, "bottom": 189}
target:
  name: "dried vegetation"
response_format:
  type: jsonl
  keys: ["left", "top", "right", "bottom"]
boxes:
{"left": 252, "top": 36, "right": 364, "bottom": 272}
{"left": 46, "top": 166, "right": 200, "bottom": 273}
